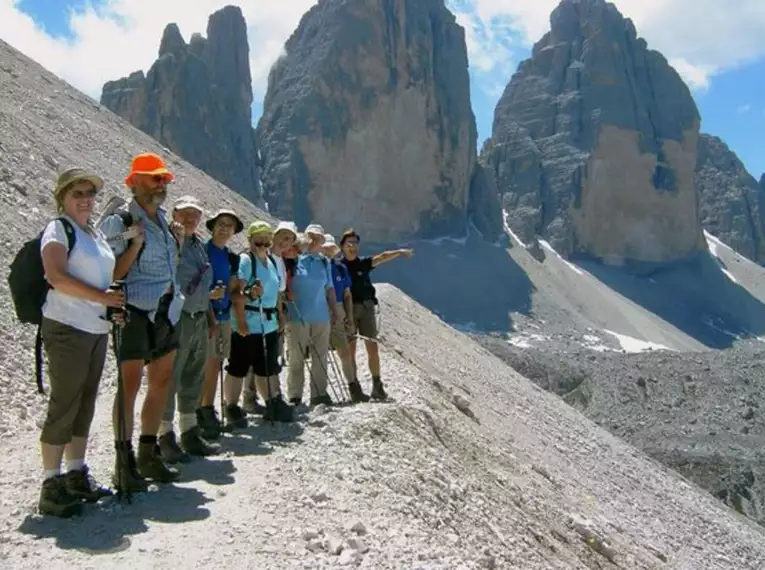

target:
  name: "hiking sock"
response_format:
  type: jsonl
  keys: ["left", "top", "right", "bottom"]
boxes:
{"left": 139, "top": 434, "right": 158, "bottom": 446}
{"left": 65, "top": 459, "right": 85, "bottom": 473}
{"left": 178, "top": 413, "right": 197, "bottom": 433}
{"left": 43, "top": 468, "right": 60, "bottom": 481}
{"left": 159, "top": 421, "right": 174, "bottom": 437}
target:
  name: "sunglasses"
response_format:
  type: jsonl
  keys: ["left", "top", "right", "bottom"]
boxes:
{"left": 70, "top": 188, "right": 98, "bottom": 199}
{"left": 344, "top": 240, "right": 359, "bottom": 246}
{"left": 151, "top": 175, "right": 170, "bottom": 184}
{"left": 252, "top": 241, "right": 272, "bottom": 248}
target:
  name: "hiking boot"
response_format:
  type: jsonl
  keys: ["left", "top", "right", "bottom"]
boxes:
{"left": 112, "top": 442, "right": 149, "bottom": 494}
{"left": 64, "top": 465, "right": 113, "bottom": 503}
{"left": 275, "top": 397, "right": 295, "bottom": 422}
{"left": 310, "top": 394, "right": 333, "bottom": 407}
{"left": 196, "top": 406, "right": 221, "bottom": 440}
{"left": 263, "top": 397, "right": 295, "bottom": 423}
{"left": 137, "top": 441, "right": 181, "bottom": 483}
{"left": 159, "top": 431, "right": 190, "bottom": 464}
{"left": 371, "top": 377, "right": 388, "bottom": 401}
{"left": 224, "top": 404, "right": 248, "bottom": 430}
{"left": 38, "top": 475, "right": 83, "bottom": 518}
{"left": 243, "top": 392, "right": 266, "bottom": 415}
{"left": 181, "top": 426, "right": 221, "bottom": 456}
{"left": 348, "top": 380, "right": 371, "bottom": 403}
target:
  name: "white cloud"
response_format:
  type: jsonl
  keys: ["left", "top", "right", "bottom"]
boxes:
{"left": 737, "top": 104, "right": 752, "bottom": 115}
{"left": 1, "top": 0, "right": 764, "bottom": 110}
{"left": 456, "top": 0, "right": 765, "bottom": 92}
{"left": 0, "top": 0, "right": 317, "bottom": 100}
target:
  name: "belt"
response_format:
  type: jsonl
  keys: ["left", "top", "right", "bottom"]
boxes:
{"left": 183, "top": 309, "right": 207, "bottom": 319}
{"left": 244, "top": 305, "right": 278, "bottom": 320}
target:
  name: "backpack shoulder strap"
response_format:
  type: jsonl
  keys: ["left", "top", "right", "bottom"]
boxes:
{"left": 55, "top": 216, "right": 77, "bottom": 255}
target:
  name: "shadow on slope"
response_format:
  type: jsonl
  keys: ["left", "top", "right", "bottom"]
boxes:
{"left": 573, "top": 251, "right": 765, "bottom": 348}
{"left": 366, "top": 233, "right": 533, "bottom": 333}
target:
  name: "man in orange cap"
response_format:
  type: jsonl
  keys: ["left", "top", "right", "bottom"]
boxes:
{"left": 98, "top": 152, "right": 186, "bottom": 493}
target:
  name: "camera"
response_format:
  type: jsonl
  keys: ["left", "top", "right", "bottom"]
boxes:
{"left": 106, "top": 280, "right": 127, "bottom": 322}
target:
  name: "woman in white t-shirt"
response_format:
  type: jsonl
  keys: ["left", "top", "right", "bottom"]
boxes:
{"left": 36, "top": 168, "right": 125, "bottom": 518}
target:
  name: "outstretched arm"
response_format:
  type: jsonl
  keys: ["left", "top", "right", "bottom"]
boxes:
{"left": 371, "top": 248, "right": 414, "bottom": 268}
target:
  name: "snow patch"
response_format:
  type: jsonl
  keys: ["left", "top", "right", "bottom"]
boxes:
{"left": 703, "top": 231, "right": 741, "bottom": 283}
{"left": 603, "top": 329, "right": 675, "bottom": 353}
{"left": 581, "top": 334, "right": 615, "bottom": 352}
{"left": 538, "top": 239, "right": 585, "bottom": 276}
{"left": 507, "top": 333, "right": 549, "bottom": 348}
{"left": 502, "top": 210, "right": 526, "bottom": 247}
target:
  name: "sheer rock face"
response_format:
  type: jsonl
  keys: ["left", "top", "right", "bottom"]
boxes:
{"left": 100, "top": 5, "right": 262, "bottom": 204}
{"left": 695, "top": 134, "right": 765, "bottom": 264}
{"left": 257, "top": 0, "right": 498, "bottom": 242}
{"left": 483, "top": 0, "right": 704, "bottom": 265}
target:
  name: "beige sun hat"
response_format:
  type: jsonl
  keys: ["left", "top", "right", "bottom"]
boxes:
{"left": 53, "top": 167, "right": 104, "bottom": 198}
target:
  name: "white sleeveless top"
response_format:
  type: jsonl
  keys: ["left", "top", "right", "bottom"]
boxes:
{"left": 40, "top": 216, "right": 116, "bottom": 335}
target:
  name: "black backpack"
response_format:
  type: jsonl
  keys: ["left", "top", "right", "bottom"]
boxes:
{"left": 8, "top": 217, "right": 77, "bottom": 393}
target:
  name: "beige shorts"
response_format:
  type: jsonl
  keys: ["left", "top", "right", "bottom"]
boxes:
{"left": 208, "top": 320, "right": 232, "bottom": 360}
{"left": 352, "top": 300, "right": 378, "bottom": 340}
{"left": 330, "top": 304, "right": 354, "bottom": 351}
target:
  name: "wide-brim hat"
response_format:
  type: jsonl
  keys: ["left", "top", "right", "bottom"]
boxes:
{"left": 125, "top": 152, "right": 175, "bottom": 187}
{"left": 54, "top": 167, "right": 104, "bottom": 198}
{"left": 206, "top": 208, "right": 244, "bottom": 234}
{"left": 322, "top": 233, "right": 339, "bottom": 252}
{"left": 274, "top": 220, "right": 298, "bottom": 239}
{"left": 304, "top": 223, "right": 326, "bottom": 241}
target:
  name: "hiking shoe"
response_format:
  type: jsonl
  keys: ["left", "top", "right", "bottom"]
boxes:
{"left": 371, "top": 377, "right": 388, "bottom": 401}
{"left": 159, "top": 431, "right": 190, "bottom": 464}
{"left": 310, "top": 394, "right": 333, "bottom": 407}
{"left": 275, "top": 397, "right": 295, "bottom": 422}
{"left": 181, "top": 426, "right": 221, "bottom": 456}
{"left": 137, "top": 442, "right": 181, "bottom": 483}
{"left": 263, "top": 397, "right": 295, "bottom": 423}
{"left": 112, "top": 443, "right": 149, "bottom": 494}
{"left": 39, "top": 475, "right": 83, "bottom": 518}
{"left": 196, "top": 406, "right": 221, "bottom": 440}
{"left": 64, "top": 466, "right": 113, "bottom": 503}
{"left": 224, "top": 404, "right": 248, "bottom": 430}
{"left": 243, "top": 392, "right": 266, "bottom": 415}
{"left": 348, "top": 380, "right": 371, "bottom": 403}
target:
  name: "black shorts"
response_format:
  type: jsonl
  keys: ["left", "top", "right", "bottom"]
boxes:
{"left": 117, "top": 295, "right": 180, "bottom": 363}
{"left": 227, "top": 330, "right": 280, "bottom": 377}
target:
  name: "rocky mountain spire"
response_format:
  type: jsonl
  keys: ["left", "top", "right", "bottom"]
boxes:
{"left": 483, "top": 0, "right": 704, "bottom": 266}
{"left": 256, "top": 0, "right": 500, "bottom": 242}
{"left": 100, "top": 5, "right": 262, "bottom": 205}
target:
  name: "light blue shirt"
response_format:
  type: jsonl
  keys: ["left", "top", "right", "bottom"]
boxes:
{"left": 98, "top": 200, "right": 182, "bottom": 322}
{"left": 288, "top": 254, "right": 333, "bottom": 324}
{"left": 232, "top": 252, "right": 280, "bottom": 335}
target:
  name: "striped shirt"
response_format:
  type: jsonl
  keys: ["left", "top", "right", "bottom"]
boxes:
{"left": 99, "top": 199, "right": 179, "bottom": 317}
{"left": 177, "top": 234, "right": 212, "bottom": 314}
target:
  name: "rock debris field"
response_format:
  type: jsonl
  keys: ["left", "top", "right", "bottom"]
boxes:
{"left": 0, "top": 287, "right": 764, "bottom": 569}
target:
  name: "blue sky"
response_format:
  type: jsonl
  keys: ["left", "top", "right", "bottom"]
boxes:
{"left": 6, "top": 0, "right": 764, "bottom": 178}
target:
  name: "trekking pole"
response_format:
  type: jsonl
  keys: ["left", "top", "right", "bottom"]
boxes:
{"left": 256, "top": 287, "right": 274, "bottom": 426}
{"left": 109, "top": 280, "right": 131, "bottom": 504}
{"left": 327, "top": 349, "right": 351, "bottom": 403}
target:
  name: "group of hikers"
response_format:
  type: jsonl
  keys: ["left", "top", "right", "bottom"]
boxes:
{"left": 20, "top": 152, "right": 415, "bottom": 518}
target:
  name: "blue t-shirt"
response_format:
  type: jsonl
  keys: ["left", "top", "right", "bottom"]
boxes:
{"left": 206, "top": 241, "right": 234, "bottom": 322}
{"left": 330, "top": 260, "right": 351, "bottom": 304}
{"left": 232, "top": 252, "right": 281, "bottom": 335}
{"left": 288, "top": 254, "right": 333, "bottom": 324}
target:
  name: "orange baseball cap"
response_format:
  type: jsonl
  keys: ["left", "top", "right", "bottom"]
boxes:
{"left": 124, "top": 152, "right": 175, "bottom": 187}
